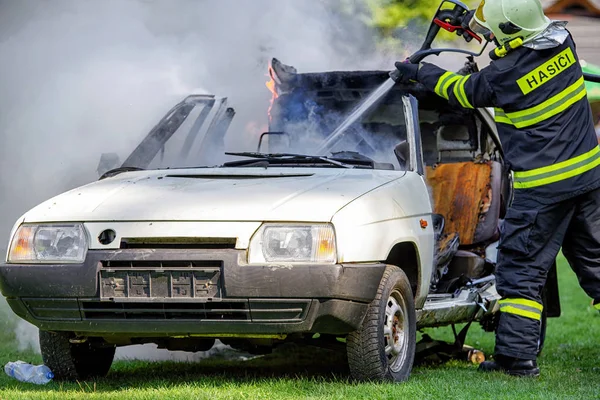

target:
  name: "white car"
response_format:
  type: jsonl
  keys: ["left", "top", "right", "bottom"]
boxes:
{"left": 0, "top": 57, "right": 559, "bottom": 382}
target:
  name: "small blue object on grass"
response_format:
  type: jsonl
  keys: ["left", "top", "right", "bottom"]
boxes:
{"left": 4, "top": 361, "right": 54, "bottom": 384}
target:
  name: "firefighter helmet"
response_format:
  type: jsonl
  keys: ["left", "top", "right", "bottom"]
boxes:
{"left": 470, "top": 0, "right": 552, "bottom": 45}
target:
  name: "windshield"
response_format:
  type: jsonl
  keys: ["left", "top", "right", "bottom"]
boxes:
{"left": 146, "top": 102, "right": 215, "bottom": 169}
{"left": 119, "top": 88, "right": 410, "bottom": 172}
{"left": 267, "top": 89, "right": 409, "bottom": 169}
{"left": 120, "top": 95, "right": 234, "bottom": 171}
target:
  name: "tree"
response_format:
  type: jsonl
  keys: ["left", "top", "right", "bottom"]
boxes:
{"left": 362, "top": 0, "right": 479, "bottom": 54}
{"left": 367, "top": 0, "right": 440, "bottom": 36}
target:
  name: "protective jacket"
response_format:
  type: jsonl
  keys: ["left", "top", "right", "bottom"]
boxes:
{"left": 418, "top": 33, "right": 600, "bottom": 204}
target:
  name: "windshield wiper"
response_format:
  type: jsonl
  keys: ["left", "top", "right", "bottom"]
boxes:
{"left": 99, "top": 166, "right": 145, "bottom": 180}
{"left": 224, "top": 152, "right": 354, "bottom": 169}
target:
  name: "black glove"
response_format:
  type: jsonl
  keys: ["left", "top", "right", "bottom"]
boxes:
{"left": 392, "top": 61, "right": 420, "bottom": 83}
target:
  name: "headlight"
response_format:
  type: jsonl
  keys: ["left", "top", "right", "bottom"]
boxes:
{"left": 248, "top": 223, "right": 336, "bottom": 264}
{"left": 8, "top": 224, "right": 88, "bottom": 263}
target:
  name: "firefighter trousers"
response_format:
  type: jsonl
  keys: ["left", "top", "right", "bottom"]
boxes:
{"left": 494, "top": 186, "right": 600, "bottom": 360}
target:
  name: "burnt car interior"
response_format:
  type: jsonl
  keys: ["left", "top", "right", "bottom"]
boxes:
{"left": 269, "top": 58, "right": 509, "bottom": 294}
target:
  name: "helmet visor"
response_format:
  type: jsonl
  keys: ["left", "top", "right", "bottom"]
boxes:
{"left": 469, "top": 17, "right": 492, "bottom": 35}
{"left": 470, "top": 1, "right": 494, "bottom": 37}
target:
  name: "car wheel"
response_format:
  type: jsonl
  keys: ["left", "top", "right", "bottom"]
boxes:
{"left": 346, "top": 265, "right": 416, "bottom": 382}
{"left": 40, "top": 331, "right": 115, "bottom": 381}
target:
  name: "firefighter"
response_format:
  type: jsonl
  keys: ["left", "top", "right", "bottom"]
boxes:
{"left": 394, "top": 0, "right": 600, "bottom": 377}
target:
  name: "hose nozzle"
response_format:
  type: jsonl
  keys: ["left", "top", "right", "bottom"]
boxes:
{"left": 389, "top": 69, "right": 402, "bottom": 82}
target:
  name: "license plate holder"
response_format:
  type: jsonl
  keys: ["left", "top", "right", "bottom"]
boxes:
{"left": 100, "top": 268, "right": 221, "bottom": 301}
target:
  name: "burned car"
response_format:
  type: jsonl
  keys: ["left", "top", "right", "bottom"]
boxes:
{"left": 0, "top": 55, "right": 559, "bottom": 382}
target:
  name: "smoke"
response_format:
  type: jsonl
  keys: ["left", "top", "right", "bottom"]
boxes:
{"left": 0, "top": 0, "right": 402, "bottom": 360}
{"left": 0, "top": 0, "right": 393, "bottom": 246}
{"left": 0, "top": 295, "right": 39, "bottom": 352}
{"left": 113, "top": 341, "right": 256, "bottom": 362}
{"left": 14, "top": 320, "right": 41, "bottom": 353}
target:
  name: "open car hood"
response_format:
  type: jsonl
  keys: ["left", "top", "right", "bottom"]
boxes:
{"left": 22, "top": 168, "right": 405, "bottom": 223}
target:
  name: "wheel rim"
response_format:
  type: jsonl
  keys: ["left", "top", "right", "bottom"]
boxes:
{"left": 383, "top": 289, "right": 409, "bottom": 372}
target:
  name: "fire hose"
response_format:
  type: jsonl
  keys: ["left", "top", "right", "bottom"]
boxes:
{"left": 584, "top": 73, "right": 600, "bottom": 83}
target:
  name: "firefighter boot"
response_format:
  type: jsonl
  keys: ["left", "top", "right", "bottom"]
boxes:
{"left": 478, "top": 355, "right": 540, "bottom": 377}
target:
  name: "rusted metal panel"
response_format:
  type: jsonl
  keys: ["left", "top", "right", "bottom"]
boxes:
{"left": 425, "top": 162, "right": 493, "bottom": 246}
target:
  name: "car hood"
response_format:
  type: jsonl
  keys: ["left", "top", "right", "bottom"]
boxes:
{"left": 23, "top": 168, "right": 405, "bottom": 223}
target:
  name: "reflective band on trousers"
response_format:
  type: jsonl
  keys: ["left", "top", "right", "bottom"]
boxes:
{"left": 494, "top": 76, "right": 587, "bottom": 128}
{"left": 499, "top": 298, "right": 543, "bottom": 321}
{"left": 513, "top": 146, "right": 600, "bottom": 189}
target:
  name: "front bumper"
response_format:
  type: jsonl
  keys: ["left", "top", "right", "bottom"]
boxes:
{"left": 0, "top": 249, "right": 386, "bottom": 336}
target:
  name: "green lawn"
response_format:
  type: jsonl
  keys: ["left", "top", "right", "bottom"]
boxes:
{"left": 1, "top": 255, "right": 599, "bottom": 399}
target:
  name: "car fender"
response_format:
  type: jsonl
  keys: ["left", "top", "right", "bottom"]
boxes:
{"left": 331, "top": 172, "right": 434, "bottom": 308}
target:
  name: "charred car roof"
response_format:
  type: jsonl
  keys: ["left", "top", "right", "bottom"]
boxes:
{"left": 268, "top": 58, "right": 457, "bottom": 113}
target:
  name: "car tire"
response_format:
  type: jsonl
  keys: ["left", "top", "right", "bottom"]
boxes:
{"left": 346, "top": 265, "right": 416, "bottom": 382}
{"left": 39, "top": 331, "right": 115, "bottom": 381}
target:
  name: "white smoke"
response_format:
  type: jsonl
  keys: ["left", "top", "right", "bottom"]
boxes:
{"left": 0, "top": 0, "right": 392, "bottom": 247}
{"left": 0, "top": 0, "right": 400, "bottom": 360}
{"left": 14, "top": 321, "right": 41, "bottom": 354}
{"left": 113, "top": 341, "right": 256, "bottom": 362}
{"left": 0, "top": 295, "right": 40, "bottom": 353}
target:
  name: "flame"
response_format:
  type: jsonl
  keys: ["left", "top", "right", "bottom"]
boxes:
{"left": 245, "top": 121, "right": 268, "bottom": 137}
{"left": 266, "top": 62, "right": 279, "bottom": 122}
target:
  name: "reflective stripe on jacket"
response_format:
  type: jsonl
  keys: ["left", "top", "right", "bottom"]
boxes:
{"left": 417, "top": 34, "right": 600, "bottom": 203}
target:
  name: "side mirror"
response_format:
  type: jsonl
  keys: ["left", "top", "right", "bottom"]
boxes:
{"left": 97, "top": 153, "right": 121, "bottom": 177}
{"left": 257, "top": 132, "right": 291, "bottom": 153}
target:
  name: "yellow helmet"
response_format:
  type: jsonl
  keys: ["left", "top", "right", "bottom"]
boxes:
{"left": 470, "top": 0, "right": 551, "bottom": 45}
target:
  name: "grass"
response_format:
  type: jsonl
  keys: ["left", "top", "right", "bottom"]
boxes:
{"left": 1, "top": 255, "right": 599, "bottom": 399}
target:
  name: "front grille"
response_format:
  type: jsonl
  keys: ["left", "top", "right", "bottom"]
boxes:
{"left": 21, "top": 298, "right": 311, "bottom": 323}
{"left": 80, "top": 300, "right": 249, "bottom": 321}
{"left": 119, "top": 238, "right": 236, "bottom": 250}
{"left": 102, "top": 260, "right": 221, "bottom": 269}
{"left": 79, "top": 299, "right": 311, "bottom": 322}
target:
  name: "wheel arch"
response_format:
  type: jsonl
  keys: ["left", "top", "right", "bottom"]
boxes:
{"left": 385, "top": 241, "right": 421, "bottom": 301}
